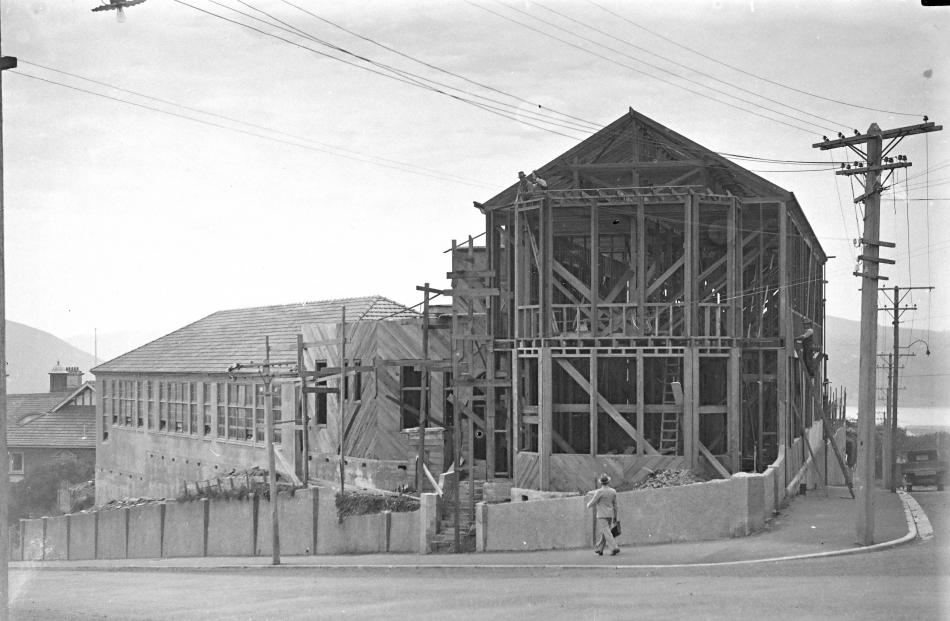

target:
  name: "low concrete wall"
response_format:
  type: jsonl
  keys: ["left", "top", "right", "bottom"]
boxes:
{"left": 314, "top": 490, "right": 387, "bottom": 554}
{"left": 257, "top": 489, "right": 318, "bottom": 556}
{"left": 163, "top": 499, "right": 208, "bottom": 558}
{"left": 21, "top": 519, "right": 44, "bottom": 561}
{"left": 477, "top": 494, "right": 589, "bottom": 552}
{"left": 128, "top": 504, "right": 164, "bottom": 559}
{"left": 96, "top": 508, "right": 128, "bottom": 559}
{"left": 21, "top": 486, "right": 427, "bottom": 562}
{"left": 68, "top": 513, "right": 97, "bottom": 560}
{"left": 388, "top": 510, "right": 419, "bottom": 553}
{"left": 44, "top": 516, "right": 69, "bottom": 561}
{"left": 478, "top": 472, "right": 775, "bottom": 552}
{"left": 207, "top": 496, "right": 256, "bottom": 557}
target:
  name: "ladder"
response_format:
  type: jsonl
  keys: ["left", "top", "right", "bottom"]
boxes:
{"left": 659, "top": 358, "right": 681, "bottom": 454}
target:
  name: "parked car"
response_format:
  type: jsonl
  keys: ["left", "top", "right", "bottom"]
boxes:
{"left": 900, "top": 449, "right": 946, "bottom": 492}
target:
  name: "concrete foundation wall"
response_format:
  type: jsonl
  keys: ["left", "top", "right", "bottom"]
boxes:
{"left": 44, "top": 516, "right": 69, "bottom": 561}
{"left": 95, "top": 417, "right": 271, "bottom": 505}
{"left": 96, "top": 508, "right": 128, "bottom": 559}
{"left": 207, "top": 496, "right": 256, "bottom": 557}
{"left": 21, "top": 519, "right": 44, "bottom": 561}
{"left": 162, "top": 499, "right": 208, "bottom": 558}
{"left": 257, "top": 489, "right": 317, "bottom": 556}
{"left": 68, "top": 513, "right": 97, "bottom": 560}
{"left": 312, "top": 456, "right": 414, "bottom": 493}
{"left": 128, "top": 503, "right": 164, "bottom": 559}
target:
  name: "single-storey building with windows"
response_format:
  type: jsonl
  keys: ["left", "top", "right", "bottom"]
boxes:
{"left": 91, "top": 296, "right": 457, "bottom": 504}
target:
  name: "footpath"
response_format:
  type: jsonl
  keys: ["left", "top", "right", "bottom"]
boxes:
{"left": 10, "top": 486, "right": 930, "bottom": 572}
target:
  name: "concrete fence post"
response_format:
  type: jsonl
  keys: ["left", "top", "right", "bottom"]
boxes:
{"left": 310, "top": 487, "right": 319, "bottom": 555}
{"left": 475, "top": 502, "right": 486, "bottom": 552}
{"left": 419, "top": 493, "right": 437, "bottom": 554}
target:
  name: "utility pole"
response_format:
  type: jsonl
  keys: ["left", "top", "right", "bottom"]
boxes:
{"left": 263, "top": 337, "right": 279, "bottom": 565}
{"left": 414, "top": 284, "right": 442, "bottom": 492}
{"left": 814, "top": 118, "right": 942, "bottom": 546}
{"left": 227, "top": 338, "right": 297, "bottom": 566}
{"left": 880, "top": 285, "right": 934, "bottom": 491}
{"left": 0, "top": 27, "right": 17, "bottom": 619}
{"left": 878, "top": 354, "right": 894, "bottom": 490}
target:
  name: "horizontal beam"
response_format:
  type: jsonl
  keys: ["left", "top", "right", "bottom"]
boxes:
{"left": 836, "top": 162, "right": 911, "bottom": 176}
{"left": 568, "top": 160, "right": 705, "bottom": 171}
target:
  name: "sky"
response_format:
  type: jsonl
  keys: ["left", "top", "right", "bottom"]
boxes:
{"left": 1, "top": 0, "right": 948, "bottom": 362}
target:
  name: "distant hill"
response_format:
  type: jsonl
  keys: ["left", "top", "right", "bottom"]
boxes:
{"left": 825, "top": 316, "right": 949, "bottom": 408}
{"left": 5, "top": 320, "right": 98, "bottom": 394}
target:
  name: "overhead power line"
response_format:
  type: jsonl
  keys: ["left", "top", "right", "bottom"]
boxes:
{"left": 10, "top": 66, "right": 494, "bottom": 189}
{"left": 173, "top": 0, "right": 590, "bottom": 141}
{"left": 534, "top": 1, "right": 851, "bottom": 131}
{"left": 470, "top": 0, "right": 830, "bottom": 135}
{"left": 585, "top": 0, "right": 924, "bottom": 118}
{"left": 274, "top": 0, "right": 600, "bottom": 133}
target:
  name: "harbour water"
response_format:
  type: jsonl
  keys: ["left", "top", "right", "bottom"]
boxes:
{"left": 845, "top": 405, "right": 949, "bottom": 433}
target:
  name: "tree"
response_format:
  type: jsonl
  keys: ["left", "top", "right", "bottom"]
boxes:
{"left": 8, "top": 453, "right": 94, "bottom": 523}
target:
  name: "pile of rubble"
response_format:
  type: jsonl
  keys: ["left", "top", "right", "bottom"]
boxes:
{"left": 95, "top": 496, "right": 165, "bottom": 511}
{"left": 633, "top": 468, "right": 705, "bottom": 489}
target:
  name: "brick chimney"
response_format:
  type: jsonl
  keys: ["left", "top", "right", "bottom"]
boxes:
{"left": 49, "top": 363, "right": 83, "bottom": 392}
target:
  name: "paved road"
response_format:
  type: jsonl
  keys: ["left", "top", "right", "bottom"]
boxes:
{"left": 9, "top": 491, "right": 947, "bottom": 621}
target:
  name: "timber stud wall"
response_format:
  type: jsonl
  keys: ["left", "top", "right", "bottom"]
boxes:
{"left": 478, "top": 188, "right": 825, "bottom": 492}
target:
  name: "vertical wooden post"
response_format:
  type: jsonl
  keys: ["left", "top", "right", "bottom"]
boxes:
{"left": 510, "top": 351, "right": 520, "bottom": 480}
{"left": 338, "top": 307, "right": 347, "bottom": 498}
{"left": 855, "top": 125, "right": 883, "bottom": 546}
{"left": 889, "top": 287, "right": 900, "bottom": 493}
{"left": 684, "top": 195, "right": 696, "bottom": 338}
{"left": 0, "top": 49, "right": 14, "bottom": 618}
{"left": 589, "top": 354, "right": 598, "bottom": 456}
{"left": 882, "top": 354, "right": 893, "bottom": 491}
{"left": 263, "top": 337, "right": 280, "bottom": 566}
{"left": 297, "top": 334, "right": 309, "bottom": 484}
{"left": 728, "top": 197, "right": 740, "bottom": 337}
{"left": 636, "top": 350, "right": 645, "bottom": 457}
{"left": 542, "top": 196, "right": 553, "bottom": 337}
{"left": 636, "top": 199, "right": 646, "bottom": 331}
{"left": 728, "top": 349, "right": 741, "bottom": 472}
{"left": 590, "top": 201, "right": 600, "bottom": 335}
{"left": 539, "top": 348, "right": 553, "bottom": 490}
{"left": 416, "top": 284, "right": 431, "bottom": 492}
{"left": 776, "top": 202, "right": 789, "bottom": 483}
{"left": 683, "top": 348, "right": 697, "bottom": 469}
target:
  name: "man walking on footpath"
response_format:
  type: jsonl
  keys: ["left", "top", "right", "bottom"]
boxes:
{"left": 587, "top": 473, "right": 620, "bottom": 556}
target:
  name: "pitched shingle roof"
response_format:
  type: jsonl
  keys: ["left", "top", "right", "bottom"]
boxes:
{"left": 92, "top": 295, "right": 417, "bottom": 375}
{"left": 7, "top": 388, "right": 97, "bottom": 449}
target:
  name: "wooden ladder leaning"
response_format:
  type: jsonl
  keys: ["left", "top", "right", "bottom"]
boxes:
{"left": 659, "top": 358, "right": 681, "bottom": 455}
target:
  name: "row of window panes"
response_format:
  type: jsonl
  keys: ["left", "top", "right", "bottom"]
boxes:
{"left": 101, "top": 379, "right": 280, "bottom": 443}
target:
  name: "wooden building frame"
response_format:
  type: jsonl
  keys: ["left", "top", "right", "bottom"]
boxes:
{"left": 453, "top": 109, "right": 827, "bottom": 492}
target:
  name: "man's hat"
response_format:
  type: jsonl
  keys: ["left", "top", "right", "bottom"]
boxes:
{"left": 599, "top": 473, "right": 611, "bottom": 484}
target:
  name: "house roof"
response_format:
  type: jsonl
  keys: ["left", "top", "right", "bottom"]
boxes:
{"left": 92, "top": 295, "right": 417, "bottom": 375}
{"left": 7, "top": 386, "right": 97, "bottom": 450}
